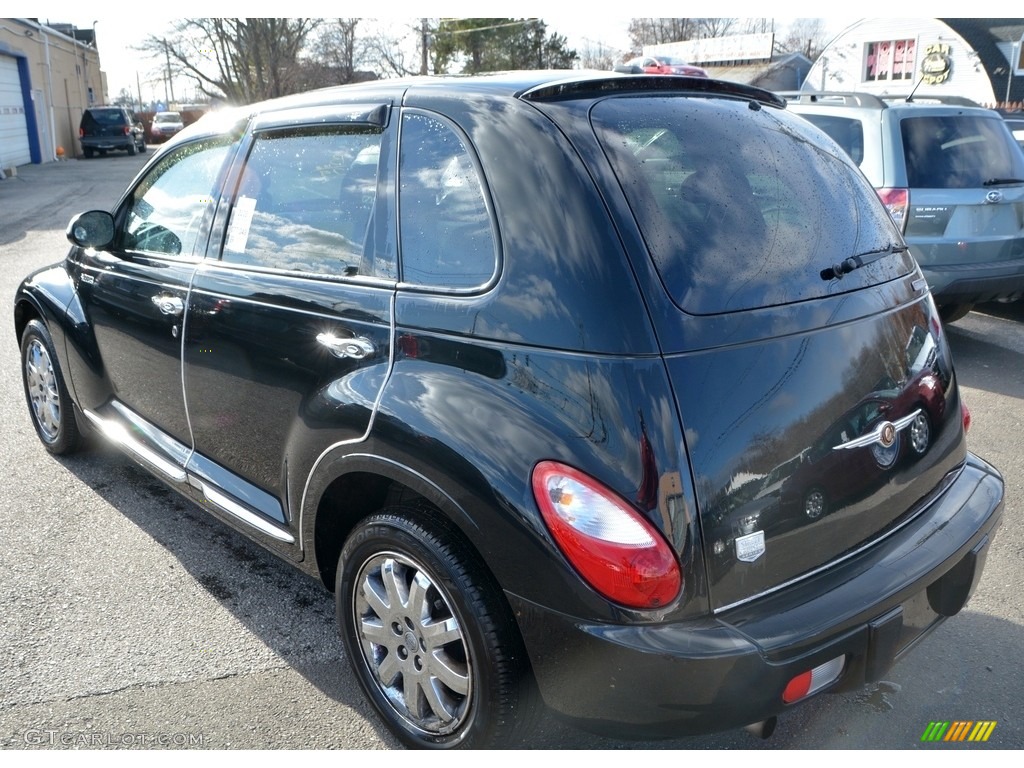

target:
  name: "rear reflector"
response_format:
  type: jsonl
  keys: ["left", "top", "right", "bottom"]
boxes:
{"left": 782, "top": 656, "right": 845, "bottom": 704}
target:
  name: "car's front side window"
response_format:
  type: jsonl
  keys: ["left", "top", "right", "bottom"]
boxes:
{"left": 121, "top": 137, "right": 237, "bottom": 258}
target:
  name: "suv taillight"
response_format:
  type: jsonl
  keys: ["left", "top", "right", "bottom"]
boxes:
{"left": 123, "top": 125, "right": 131, "bottom": 135}
{"left": 78, "top": 127, "right": 84, "bottom": 138}
{"left": 877, "top": 188, "right": 909, "bottom": 233}
{"left": 532, "top": 460, "right": 681, "bottom": 609}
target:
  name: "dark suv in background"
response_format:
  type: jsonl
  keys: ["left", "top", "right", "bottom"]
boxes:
{"left": 79, "top": 106, "right": 146, "bottom": 158}
{"left": 16, "top": 73, "right": 1003, "bottom": 748}
{"left": 785, "top": 92, "right": 1024, "bottom": 322}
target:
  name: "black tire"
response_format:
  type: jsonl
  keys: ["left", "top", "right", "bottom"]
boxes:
{"left": 127, "top": 140, "right": 137, "bottom": 156}
{"left": 939, "top": 303, "right": 973, "bottom": 324}
{"left": 83, "top": 147, "right": 94, "bottom": 159}
{"left": 20, "top": 319, "right": 83, "bottom": 455}
{"left": 139, "top": 141, "right": 147, "bottom": 154}
{"left": 337, "top": 507, "right": 538, "bottom": 749}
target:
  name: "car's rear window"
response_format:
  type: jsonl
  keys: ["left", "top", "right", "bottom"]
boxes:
{"left": 592, "top": 96, "right": 910, "bottom": 314}
{"left": 86, "top": 109, "right": 127, "bottom": 126}
{"left": 901, "top": 114, "right": 1024, "bottom": 188}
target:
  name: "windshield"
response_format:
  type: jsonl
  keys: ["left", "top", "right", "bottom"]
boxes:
{"left": 155, "top": 114, "right": 181, "bottom": 123}
{"left": 592, "top": 96, "right": 912, "bottom": 314}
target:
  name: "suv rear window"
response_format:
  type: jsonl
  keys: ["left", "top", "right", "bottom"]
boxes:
{"left": 592, "top": 96, "right": 909, "bottom": 314}
{"left": 84, "top": 109, "right": 128, "bottom": 127}
{"left": 901, "top": 114, "right": 1024, "bottom": 188}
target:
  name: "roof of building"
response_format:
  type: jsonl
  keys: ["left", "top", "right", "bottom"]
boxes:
{"left": 942, "top": 18, "right": 1024, "bottom": 103}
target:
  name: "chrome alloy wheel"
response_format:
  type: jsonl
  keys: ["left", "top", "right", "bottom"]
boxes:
{"left": 24, "top": 338, "right": 61, "bottom": 442}
{"left": 353, "top": 552, "right": 472, "bottom": 736}
{"left": 804, "top": 488, "right": 826, "bottom": 519}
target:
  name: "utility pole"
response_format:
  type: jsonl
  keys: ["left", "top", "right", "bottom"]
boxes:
{"left": 163, "top": 39, "right": 176, "bottom": 105}
{"left": 421, "top": 18, "right": 429, "bottom": 75}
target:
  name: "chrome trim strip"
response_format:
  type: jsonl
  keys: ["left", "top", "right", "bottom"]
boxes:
{"left": 833, "top": 409, "right": 921, "bottom": 451}
{"left": 83, "top": 409, "right": 187, "bottom": 483}
{"left": 200, "top": 482, "right": 295, "bottom": 544}
{"left": 712, "top": 463, "right": 965, "bottom": 615}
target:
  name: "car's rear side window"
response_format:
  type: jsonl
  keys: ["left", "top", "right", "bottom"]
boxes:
{"left": 398, "top": 112, "right": 497, "bottom": 289}
{"left": 592, "top": 96, "right": 910, "bottom": 314}
{"left": 796, "top": 114, "right": 866, "bottom": 165}
{"left": 900, "top": 114, "right": 1024, "bottom": 188}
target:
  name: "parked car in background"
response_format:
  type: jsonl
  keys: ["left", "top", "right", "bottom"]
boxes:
{"left": 784, "top": 91, "right": 1024, "bottom": 323}
{"left": 1001, "top": 111, "right": 1024, "bottom": 150}
{"left": 149, "top": 111, "right": 185, "bottom": 143}
{"left": 16, "top": 72, "right": 1003, "bottom": 749}
{"left": 79, "top": 106, "right": 146, "bottom": 158}
{"left": 615, "top": 55, "right": 708, "bottom": 77}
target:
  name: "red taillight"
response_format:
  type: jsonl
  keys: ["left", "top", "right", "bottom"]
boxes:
{"left": 79, "top": 127, "right": 84, "bottom": 138}
{"left": 962, "top": 401, "right": 972, "bottom": 433}
{"left": 782, "top": 656, "right": 845, "bottom": 704}
{"left": 532, "top": 461, "right": 681, "bottom": 609}
{"left": 877, "top": 188, "right": 909, "bottom": 233}
{"left": 123, "top": 125, "right": 131, "bottom": 135}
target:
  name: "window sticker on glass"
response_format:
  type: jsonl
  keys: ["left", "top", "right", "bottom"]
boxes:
{"left": 225, "top": 196, "right": 257, "bottom": 253}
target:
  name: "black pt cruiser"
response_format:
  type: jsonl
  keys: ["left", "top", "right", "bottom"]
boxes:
{"left": 14, "top": 72, "right": 1004, "bottom": 748}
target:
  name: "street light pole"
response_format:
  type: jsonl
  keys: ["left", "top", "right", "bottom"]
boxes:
{"left": 1006, "top": 41, "right": 1019, "bottom": 106}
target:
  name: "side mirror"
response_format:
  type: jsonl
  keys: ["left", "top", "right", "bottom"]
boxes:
{"left": 66, "top": 210, "right": 115, "bottom": 249}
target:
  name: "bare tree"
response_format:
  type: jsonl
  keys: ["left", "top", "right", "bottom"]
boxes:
{"left": 579, "top": 41, "right": 618, "bottom": 71}
{"left": 362, "top": 20, "right": 423, "bottom": 77}
{"left": 698, "top": 18, "right": 738, "bottom": 38}
{"left": 628, "top": 18, "right": 738, "bottom": 50}
{"left": 628, "top": 18, "right": 696, "bottom": 49}
{"left": 779, "top": 18, "right": 828, "bottom": 59}
{"left": 300, "top": 18, "right": 381, "bottom": 88}
{"left": 309, "top": 19, "right": 361, "bottom": 81}
{"left": 141, "top": 18, "right": 322, "bottom": 104}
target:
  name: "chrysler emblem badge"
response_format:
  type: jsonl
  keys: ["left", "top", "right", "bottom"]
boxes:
{"left": 986, "top": 190, "right": 1003, "bottom": 204}
{"left": 879, "top": 422, "right": 897, "bottom": 448}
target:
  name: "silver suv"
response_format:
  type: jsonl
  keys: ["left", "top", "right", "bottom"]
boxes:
{"left": 785, "top": 92, "right": 1024, "bottom": 322}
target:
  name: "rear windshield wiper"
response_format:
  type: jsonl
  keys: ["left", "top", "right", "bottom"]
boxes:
{"left": 983, "top": 178, "right": 1024, "bottom": 186}
{"left": 820, "top": 243, "right": 908, "bottom": 281}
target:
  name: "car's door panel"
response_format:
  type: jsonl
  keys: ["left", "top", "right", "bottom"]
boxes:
{"left": 64, "top": 136, "right": 240, "bottom": 474}
{"left": 180, "top": 112, "right": 398, "bottom": 548}
{"left": 183, "top": 269, "right": 394, "bottom": 525}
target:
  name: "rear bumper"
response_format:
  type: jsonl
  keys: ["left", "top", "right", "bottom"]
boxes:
{"left": 918, "top": 255, "right": 1024, "bottom": 306}
{"left": 80, "top": 136, "right": 134, "bottom": 151}
{"left": 509, "top": 453, "right": 1003, "bottom": 739}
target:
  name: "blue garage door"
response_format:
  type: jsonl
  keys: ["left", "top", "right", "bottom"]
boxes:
{"left": 1, "top": 55, "right": 31, "bottom": 168}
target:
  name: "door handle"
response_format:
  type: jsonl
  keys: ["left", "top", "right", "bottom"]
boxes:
{"left": 316, "top": 332, "right": 375, "bottom": 360}
{"left": 151, "top": 295, "right": 184, "bottom": 317}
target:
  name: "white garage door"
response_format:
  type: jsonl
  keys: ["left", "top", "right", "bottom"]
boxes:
{"left": 1, "top": 55, "right": 32, "bottom": 168}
